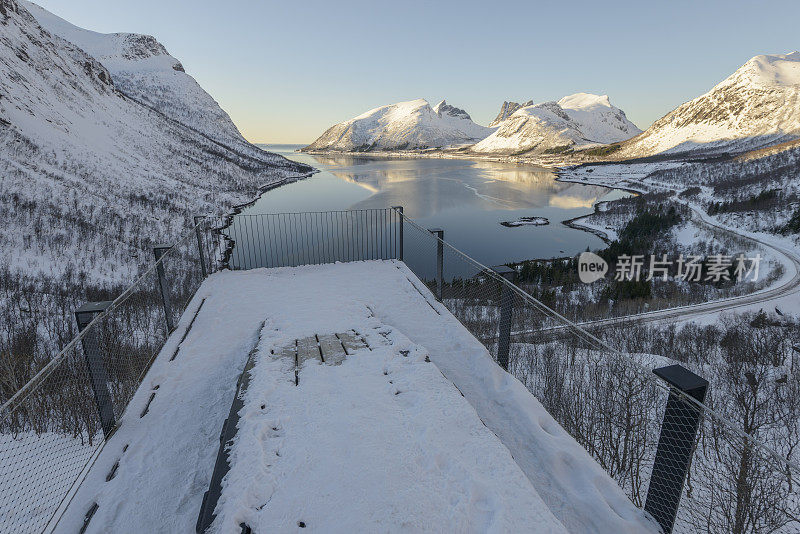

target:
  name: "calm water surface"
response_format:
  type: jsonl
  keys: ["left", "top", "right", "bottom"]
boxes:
{"left": 240, "top": 144, "right": 630, "bottom": 267}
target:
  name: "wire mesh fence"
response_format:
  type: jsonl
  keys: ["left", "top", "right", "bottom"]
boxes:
{"left": 0, "top": 220, "right": 210, "bottom": 533}
{"left": 398, "top": 211, "right": 800, "bottom": 534}
{"left": 221, "top": 209, "right": 401, "bottom": 270}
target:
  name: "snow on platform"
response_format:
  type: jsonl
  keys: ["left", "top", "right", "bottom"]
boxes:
{"left": 57, "top": 261, "right": 655, "bottom": 533}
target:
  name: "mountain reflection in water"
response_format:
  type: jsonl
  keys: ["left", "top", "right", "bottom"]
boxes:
{"left": 241, "top": 146, "right": 632, "bottom": 266}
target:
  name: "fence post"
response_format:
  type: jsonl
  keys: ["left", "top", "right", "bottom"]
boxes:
{"left": 75, "top": 301, "right": 116, "bottom": 439}
{"left": 193, "top": 216, "right": 208, "bottom": 279}
{"left": 153, "top": 244, "right": 175, "bottom": 332}
{"left": 393, "top": 206, "right": 404, "bottom": 261}
{"left": 645, "top": 364, "right": 709, "bottom": 534}
{"left": 493, "top": 265, "right": 516, "bottom": 371}
{"left": 428, "top": 228, "right": 444, "bottom": 300}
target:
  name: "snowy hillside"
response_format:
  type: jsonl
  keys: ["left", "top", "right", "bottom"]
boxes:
{"left": 618, "top": 52, "right": 800, "bottom": 157}
{"left": 302, "top": 98, "right": 494, "bottom": 152}
{"left": 21, "top": 0, "right": 257, "bottom": 149}
{"left": 471, "top": 93, "right": 641, "bottom": 155}
{"left": 0, "top": 0, "right": 310, "bottom": 360}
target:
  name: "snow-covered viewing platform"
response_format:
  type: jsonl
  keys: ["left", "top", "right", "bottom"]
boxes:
{"left": 55, "top": 260, "right": 653, "bottom": 533}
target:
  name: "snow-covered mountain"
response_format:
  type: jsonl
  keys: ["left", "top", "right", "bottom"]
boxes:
{"left": 303, "top": 98, "right": 493, "bottom": 152}
{"left": 471, "top": 93, "right": 641, "bottom": 155}
{"left": 490, "top": 100, "right": 533, "bottom": 127}
{"left": 21, "top": 0, "right": 255, "bottom": 149}
{"left": 0, "top": 0, "right": 310, "bottom": 338}
{"left": 618, "top": 52, "right": 800, "bottom": 157}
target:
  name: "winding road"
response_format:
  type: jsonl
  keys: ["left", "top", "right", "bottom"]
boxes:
{"left": 511, "top": 206, "right": 800, "bottom": 338}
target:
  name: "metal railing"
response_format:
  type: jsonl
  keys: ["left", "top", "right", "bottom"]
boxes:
{"left": 0, "top": 219, "right": 212, "bottom": 533}
{"left": 221, "top": 208, "right": 402, "bottom": 270}
{"left": 397, "top": 211, "right": 800, "bottom": 534}
{"left": 3, "top": 206, "right": 799, "bottom": 533}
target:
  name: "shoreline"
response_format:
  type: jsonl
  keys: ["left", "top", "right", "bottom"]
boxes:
{"left": 298, "top": 146, "right": 696, "bottom": 169}
{"left": 561, "top": 213, "right": 613, "bottom": 245}
{"left": 554, "top": 169, "right": 647, "bottom": 244}
{"left": 300, "top": 148, "right": 573, "bottom": 169}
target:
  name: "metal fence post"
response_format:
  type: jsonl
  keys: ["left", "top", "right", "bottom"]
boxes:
{"left": 193, "top": 216, "right": 208, "bottom": 278}
{"left": 493, "top": 265, "right": 516, "bottom": 371}
{"left": 645, "top": 364, "right": 709, "bottom": 534}
{"left": 393, "top": 206, "right": 404, "bottom": 261}
{"left": 75, "top": 301, "right": 116, "bottom": 439}
{"left": 428, "top": 228, "right": 444, "bottom": 300}
{"left": 153, "top": 244, "right": 175, "bottom": 332}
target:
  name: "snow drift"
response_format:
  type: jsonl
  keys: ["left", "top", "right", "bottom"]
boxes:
{"left": 302, "top": 98, "right": 493, "bottom": 152}
{"left": 54, "top": 262, "right": 655, "bottom": 533}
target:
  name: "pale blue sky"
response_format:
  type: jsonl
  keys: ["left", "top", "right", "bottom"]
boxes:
{"left": 32, "top": 0, "right": 800, "bottom": 143}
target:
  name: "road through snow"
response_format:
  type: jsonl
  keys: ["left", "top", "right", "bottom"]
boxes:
{"left": 514, "top": 206, "right": 800, "bottom": 339}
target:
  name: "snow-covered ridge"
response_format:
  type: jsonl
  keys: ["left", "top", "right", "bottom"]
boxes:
{"left": 732, "top": 51, "right": 800, "bottom": 88}
{"left": 21, "top": 0, "right": 251, "bottom": 147}
{"left": 471, "top": 93, "right": 642, "bottom": 155}
{"left": 618, "top": 52, "right": 800, "bottom": 157}
{"left": 303, "top": 98, "right": 494, "bottom": 152}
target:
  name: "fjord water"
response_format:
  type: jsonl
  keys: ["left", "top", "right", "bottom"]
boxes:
{"left": 233, "top": 144, "right": 629, "bottom": 268}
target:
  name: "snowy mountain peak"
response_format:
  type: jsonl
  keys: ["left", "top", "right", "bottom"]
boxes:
{"left": 304, "top": 98, "right": 493, "bottom": 152}
{"left": 473, "top": 95, "right": 641, "bottom": 155}
{"left": 557, "top": 93, "right": 612, "bottom": 111}
{"left": 433, "top": 100, "right": 473, "bottom": 121}
{"left": 20, "top": 1, "right": 171, "bottom": 68}
{"left": 726, "top": 51, "right": 800, "bottom": 89}
{"left": 618, "top": 51, "right": 800, "bottom": 157}
{"left": 0, "top": 0, "right": 309, "bottom": 300}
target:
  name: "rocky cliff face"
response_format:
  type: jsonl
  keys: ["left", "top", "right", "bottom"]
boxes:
{"left": 490, "top": 100, "right": 533, "bottom": 127}
{"left": 617, "top": 52, "right": 800, "bottom": 157}
{"left": 433, "top": 100, "right": 473, "bottom": 121}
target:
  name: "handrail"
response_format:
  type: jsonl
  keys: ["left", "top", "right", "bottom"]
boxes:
{"left": 399, "top": 209, "right": 800, "bottom": 478}
{"left": 0, "top": 219, "right": 203, "bottom": 423}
